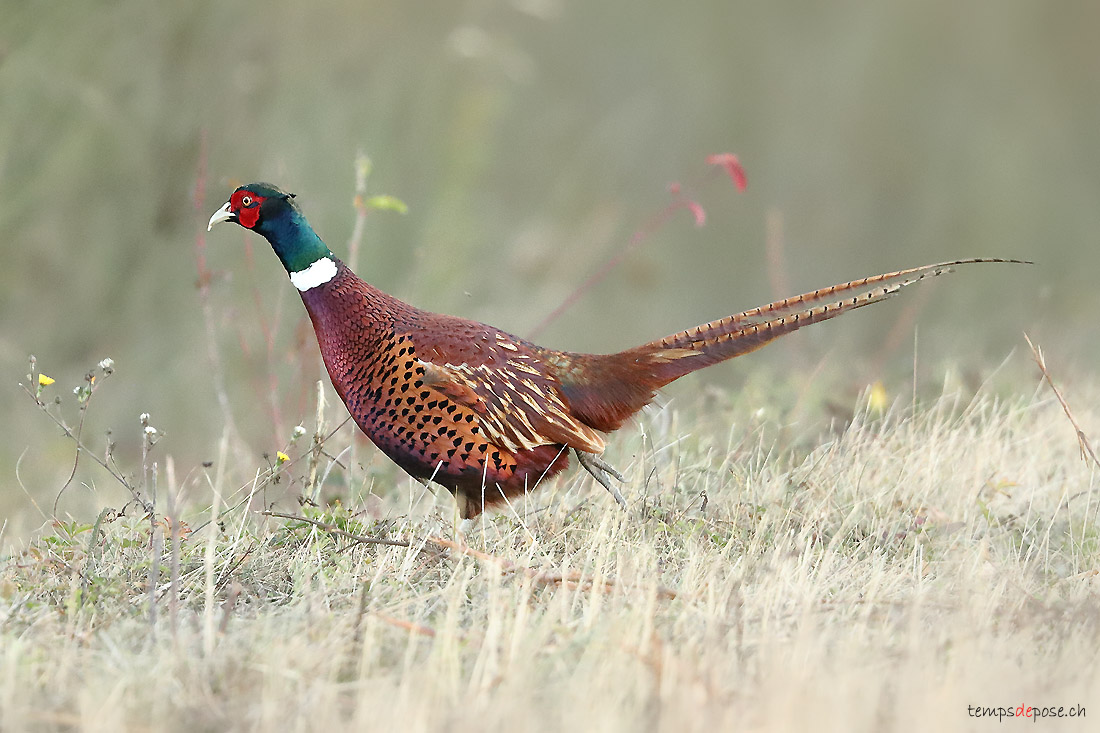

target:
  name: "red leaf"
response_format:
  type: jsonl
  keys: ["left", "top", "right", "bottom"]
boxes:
{"left": 667, "top": 181, "right": 705, "bottom": 226}
{"left": 706, "top": 153, "right": 748, "bottom": 192}
{"left": 679, "top": 198, "right": 706, "bottom": 227}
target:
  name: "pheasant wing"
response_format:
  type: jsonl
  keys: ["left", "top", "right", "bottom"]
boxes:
{"left": 415, "top": 352, "right": 607, "bottom": 455}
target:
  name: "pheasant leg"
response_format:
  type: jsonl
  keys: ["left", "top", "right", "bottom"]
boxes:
{"left": 575, "top": 450, "right": 627, "bottom": 508}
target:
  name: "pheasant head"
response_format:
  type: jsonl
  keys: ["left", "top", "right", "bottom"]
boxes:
{"left": 208, "top": 182, "right": 334, "bottom": 283}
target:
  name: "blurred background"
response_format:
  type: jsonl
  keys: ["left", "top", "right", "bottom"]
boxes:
{"left": 2, "top": 0, "right": 1096, "bottom": 534}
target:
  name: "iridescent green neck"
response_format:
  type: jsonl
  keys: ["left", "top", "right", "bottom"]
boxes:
{"left": 257, "top": 205, "right": 334, "bottom": 275}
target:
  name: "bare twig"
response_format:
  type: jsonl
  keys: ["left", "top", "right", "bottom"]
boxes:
{"left": 218, "top": 582, "right": 242, "bottom": 635}
{"left": 189, "top": 466, "right": 277, "bottom": 535}
{"left": 166, "top": 457, "right": 181, "bottom": 639}
{"left": 347, "top": 152, "right": 372, "bottom": 273}
{"left": 51, "top": 383, "right": 92, "bottom": 518}
{"left": 147, "top": 462, "right": 160, "bottom": 631}
{"left": 22, "top": 365, "right": 144, "bottom": 514}
{"left": 304, "top": 380, "right": 326, "bottom": 505}
{"left": 215, "top": 545, "right": 255, "bottom": 591}
{"left": 15, "top": 448, "right": 48, "bottom": 521}
{"left": 80, "top": 506, "right": 113, "bottom": 609}
{"left": 1024, "top": 333, "right": 1100, "bottom": 469}
{"left": 321, "top": 415, "right": 354, "bottom": 444}
{"left": 352, "top": 577, "right": 371, "bottom": 645}
{"left": 203, "top": 429, "right": 228, "bottom": 657}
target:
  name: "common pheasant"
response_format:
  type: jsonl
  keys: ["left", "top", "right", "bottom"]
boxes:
{"left": 208, "top": 182, "right": 1023, "bottom": 518}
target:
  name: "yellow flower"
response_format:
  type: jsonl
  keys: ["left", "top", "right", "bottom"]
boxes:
{"left": 276, "top": 451, "right": 290, "bottom": 464}
{"left": 38, "top": 374, "right": 55, "bottom": 386}
{"left": 867, "top": 381, "right": 888, "bottom": 412}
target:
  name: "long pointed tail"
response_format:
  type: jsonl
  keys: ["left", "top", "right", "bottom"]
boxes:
{"left": 557, "top": 258, "right": 1029, "bottom": 432}
{"left": 637, "top": 258, "right": 1029, "bottom": 384}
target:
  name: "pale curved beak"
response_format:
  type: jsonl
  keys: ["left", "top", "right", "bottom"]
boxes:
{"left": 207, "top": 201, "right": 236, "bottom": 231}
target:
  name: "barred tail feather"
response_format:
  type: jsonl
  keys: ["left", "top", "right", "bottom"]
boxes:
{"left": 638, "top": 258, "right": 1027, "bottom": 385}
{"left": 557, "top": 258, "right": 1028, "bottom": 433}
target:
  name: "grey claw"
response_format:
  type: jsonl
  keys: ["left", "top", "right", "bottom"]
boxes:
{"left": 575, "top": 450, "right": 627, "bottom": 509}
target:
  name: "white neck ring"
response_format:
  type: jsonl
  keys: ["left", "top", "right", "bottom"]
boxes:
{"left": 290, "top": 257, "right": 338, "bottom": 291}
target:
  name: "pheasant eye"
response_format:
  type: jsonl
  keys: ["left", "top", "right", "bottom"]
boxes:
{"left": 241, "top": 195, "right": 253, "bottom": 206}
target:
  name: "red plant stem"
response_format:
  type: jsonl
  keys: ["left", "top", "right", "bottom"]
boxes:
{"left": 527, "top": 200, "right": 689, "bottom": 340}
{"left": 193, "top": 130, "right": 210, "bottom": 291}
{"left": 526, "top": 158, "right": 742, "bottom": 340}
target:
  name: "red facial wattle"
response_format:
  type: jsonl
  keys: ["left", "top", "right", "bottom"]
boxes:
{"left": 230, "top": 189, "right": 266, "bottom": 229}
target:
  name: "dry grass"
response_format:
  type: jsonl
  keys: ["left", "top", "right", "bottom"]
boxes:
{"left": 2, "top": 377, "right": 1099, "bottom": 732}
